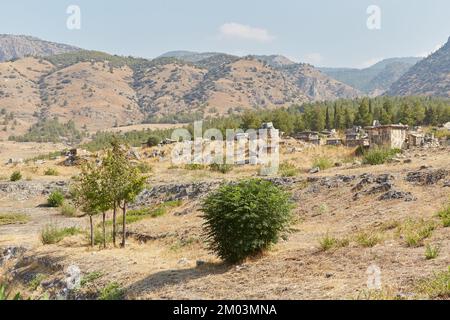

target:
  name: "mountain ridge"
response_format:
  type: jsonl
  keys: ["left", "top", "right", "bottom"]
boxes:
{"left": 319, "top": 57, "right": 422, "bottom": 95}
{"left": 386, "top": 37, "right": 450, "bottom": 98}
{"left": 0, "top": 34, "right": 80, "bottom": 62}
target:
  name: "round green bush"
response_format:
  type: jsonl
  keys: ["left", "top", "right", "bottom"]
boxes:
{"left": 10, "top": 171, "right": 22, "bottom": 182}
{"left": 201, "top": 179, "right": 293, "bottom": 263}
{"left": 47, "top": 190, "right": 65, "bottom": 207}
{"left": 146, "top": 136, "right": 161, "bottom": 147}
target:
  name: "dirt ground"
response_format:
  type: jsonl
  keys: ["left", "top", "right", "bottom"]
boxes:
{"left": 0, "top": 142, "right": 449, "bottom": 300}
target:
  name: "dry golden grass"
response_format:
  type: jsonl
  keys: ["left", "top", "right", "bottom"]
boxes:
{"left": 0, "top": 142, "right": 449, "bottom": 300}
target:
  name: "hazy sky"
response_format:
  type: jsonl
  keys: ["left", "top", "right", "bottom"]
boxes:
{"left": 1, "top": 0, "right": 449, "bottom": 68}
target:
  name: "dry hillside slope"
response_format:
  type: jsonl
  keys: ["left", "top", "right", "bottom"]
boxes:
{"left": 387, "top": 37, "right": 450, "bottom": 98}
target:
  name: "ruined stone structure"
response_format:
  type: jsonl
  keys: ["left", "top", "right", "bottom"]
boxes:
{"left": 365, "top": 124, "right": 409, "bottom": 149}
{"left": 293, "top": 131, "right": 320, "bottom": 145}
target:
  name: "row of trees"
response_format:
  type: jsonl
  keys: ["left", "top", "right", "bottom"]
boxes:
{"left": 195, "top": 96, "right": 450, "bottom": 136}
{"left": 73, "top": 139, "right": 146, "bottom": 248}
{"left": 79, "top": 96, "right": 450, "bottom": 152}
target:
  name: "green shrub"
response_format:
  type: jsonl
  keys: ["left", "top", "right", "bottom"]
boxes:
{"left": 146, "top": 136, "right": 161, "bottom": 147}
{"left": 47, "top": 190, "right": 64, "bottom": 207}
{"left": 210, "top": 163, "right": 233, "bottom": 174}
{"left": 362, "top": 148, "right": 401, "bottom": 165}
{"left": 10, "top": 171, "right": 22, "bottom": 182}
{"left": 44, "top": 168, "right": 59, "bottom": 176}
{"left": 201, "top": 179, "right": 293, "bottom": 263}
{"left": 312, "top": 157, "right": 333, "bottom": 171}
{"left": 40, "top": 224, "right": 81, "bottom": 244}
{"left": 98, "top": 282, "right": 124, "bottom": 300}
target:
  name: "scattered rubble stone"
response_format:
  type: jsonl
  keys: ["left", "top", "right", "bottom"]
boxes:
{"left": 0, "top": 181, "right": 69, "bottom": 200}
{"left": 309, "top": 167, "right": 320, "bottom": 174}
{"left": 379, "top": 190, "right": 416, "bottom": 202}
{"left": 406, "top": 169, "right": 449, "bottom": 185}
{"left": 0, "top": 246, "right": 27, "bottom": 266}
{"left": 352, "top": 174, "right": 395, "bottom": 200}
{"left": 134, "top": 177, "right": 305, "bottom": 208}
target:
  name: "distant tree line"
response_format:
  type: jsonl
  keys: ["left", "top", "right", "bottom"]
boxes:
{"left": 12, "top": 96, "right": 449, "bottom": 149}
{"left": 82, "top": 128, "right": 174, "bottom": 151}
{"left": 195, "top": 96, "right": 450, "bottom": 136}
{"left": 8, "top": 118, "right": 85, "bottom": 143}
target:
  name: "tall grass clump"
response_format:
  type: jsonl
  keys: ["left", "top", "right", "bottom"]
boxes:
{"left": 416, "top": 267, "right": 450, "bottom": 299}
{"left": 312, "top": 157, "right": 333, "bottom": 170}
{"left": 362, "top": 147, "right": 401, "bottom": 165}
{"left": 279, "top": 162, "right": 298, "bottom": 177}
{"left": 437, "top": 204, "right": 450, "bottom": 227}
{"left": 40, "top": 224, "right": 81, "bottom": 244}
{"left": 398, "top": 219, "right": 436, "bottom": 247}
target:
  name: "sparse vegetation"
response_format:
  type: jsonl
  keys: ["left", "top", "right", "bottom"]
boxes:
{"left": 362, "top": 148, "right": 401, "bottom": 165}
{"left": 319, "top": 234, "right": 337, "bottom": 251}
{"left": 10, "top": 171, "right": 22, "bottom": 182}
{"left": 0, "top": 213, "right": 29, "bottom": 226}
{"left": 319, "top": 234, "right": 349, "bottom": 251}
{"left": 44, "top": 168, "right": 59, "bottom": 176}
{"left": 312, "top": 157, "right": 333, "bottom": 171}
{"left": 104, "top": 201, "right": 182, "bottom": 227}
{"left": 60, "top": 202, "right": 77, "bottom": 217}
{"left": 98, "top": 282, "right": 124, "bottom": 300}
{"left": 425, "top": 245, "right": 440, "bottom": 260}
{"left": 136, "top": 162, "right": 152, "bottom": 174}
{"left": 355, "top": 232, "right": 381, "bottom": 248}
{"left": 437, "top": 204, "right": 450, "bottom": 227}
{"left": 279, "top": 162, "right": 298, "bottom": 177}
{"left": 0, "top": 284, "right": 23, "bottom": 300}
{"left": 398, "top": 219, "right": 436, "bottom": 247}
{"left": 40, "top": 224, "right": 81, "bottom": 245}
{"left": 9, "top": 118, "right": 84, "bottom": 143}
{"left": 47, "top": 190, "right": 65, "bottom": 207}
{"left": 28, "top": 274, "right": 46, "bottom": 291}
{"left": 80, "top": 271, "right": 103, "bottom": 287}
{"left": 209, "top": 163, "right": 233, "bottom": 174}
{"left": 416, "top": 267, "right": 450, "bottom": 299}
{"left": 201, "top": 179, "right": 293, "bottom": 263}
{"left": 185, "top": 163, "right": 205, "bottom": 170}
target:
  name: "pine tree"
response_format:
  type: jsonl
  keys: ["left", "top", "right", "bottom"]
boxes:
{"left": 354, "top": 99, "right": 372, "bottom": 127}
{"left": 325, "top": 107, "right": 331, "bottom": 130}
